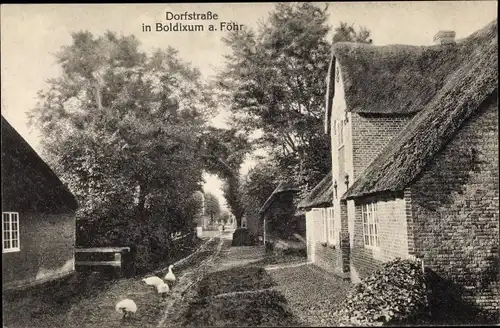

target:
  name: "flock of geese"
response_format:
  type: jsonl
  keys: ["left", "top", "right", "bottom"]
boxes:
{"left": 115, "top": 264, "right": 177, "bottom": 320}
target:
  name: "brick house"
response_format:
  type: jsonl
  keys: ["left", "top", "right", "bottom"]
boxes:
{"left": 302, "top": 19, "right": 498, "bottom": 315}
{"left": 2, "top": 115, "right": 79, "bottom": 290}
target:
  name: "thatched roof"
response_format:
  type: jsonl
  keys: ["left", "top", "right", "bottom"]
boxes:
{"left": 259, "top": 182, "right": 300, "bottom": 215}
{"left": 342, "top": 19, "right": 498, "bottom": 200}
{"left": 1, "top": 116, "right": 78, "bottom": 213}
{"left": 324, "top": 19, "right": 497, "bottom": 132}
{"left": 297, "top": 172, "right": 333, "bottom": 209}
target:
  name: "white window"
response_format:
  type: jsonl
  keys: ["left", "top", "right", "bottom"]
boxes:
{"left": 337, "top": 120, "right": 344, "bottom": 148}
{"left": 322, "top": 208, "right": 328, "bottom": 244}
{"left": 2, "top": 212, "right": 20, "bottom": 253}
{"left": 362, "top": 203, "right": 380, "bottom": 248}
{"left": 326, "top": 207, "right": 338, "bottom": 246}
{"left": 337, "top": 120, "right": 346, "bottom": 178}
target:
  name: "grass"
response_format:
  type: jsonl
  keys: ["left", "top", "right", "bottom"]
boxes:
{"left": 198, "top": 266, "right": 276, "bottom": 298}
{"left": 2, "top": 237, "right": 207, "bottom": 328}
{"left": 182, "top": 289, "right": 301, "bottom": 327}
{"left": 181, "top": 265, "right": 302, "bottom": 327}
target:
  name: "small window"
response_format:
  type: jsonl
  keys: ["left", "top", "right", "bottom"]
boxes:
{"left": 361, "top": 203, "right": 379, "bottom": 248}
{"left": 2, "top": 212, "right": 20, "bottom": 253}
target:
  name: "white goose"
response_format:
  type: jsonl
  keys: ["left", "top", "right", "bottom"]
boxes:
{"left": 142, "top": 276, "right": 164, "bottom": 286}
{"left": 164, "top": 265, "right": 176, "bottom": 286}
{"left": 156, "top": 282, "right": 170, "bottom": 300}
{"left": 115, "top": 299, "right": 137, "bottom": 319}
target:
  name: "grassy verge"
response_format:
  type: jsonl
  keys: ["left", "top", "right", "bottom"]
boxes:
{"left": 2, "top": 236, "right": 208, "bottom": 328}
{"left": 180, "top": 265, "right": 302, "bottom": 327}
{"left": 183, "top": 289, "right": 301, "bottom": 327}
{"left": 198, "top": 266, "right": 275, "bottom": 297}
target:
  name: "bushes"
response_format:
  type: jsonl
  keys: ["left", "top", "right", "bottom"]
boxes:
{"left": 334, "top": 258, "right": 428, "bottom": 326}
{"left": 76, "top": 212, "right": 198, "bottom": 274}
{"left": 232, "top": 228, "right": 253, "bottom": 246}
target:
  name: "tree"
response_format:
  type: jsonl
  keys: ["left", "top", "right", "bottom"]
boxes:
{"left": 240, "top": 160, "right": 280, "bottom": 220}
{"left": 216, "top": 3, "right": 372, "bottom": 198}
{"left": 204, "top": 192, "right": 221, "bottom": 223}
{"left": 220, "top": 210, "right": 231, "bottom": 224}
{"left": 28, "top": 31, "right": 215, "bottom": 269}
{"left": 332, "top": 21, "right": 372, "bottom": 44}
{"left": 201, "top": 126, "right": 251, "bottom": 227}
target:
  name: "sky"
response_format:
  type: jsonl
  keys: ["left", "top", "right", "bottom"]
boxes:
{"left": 1, "top": 2, "right": 497, "bottom": 209}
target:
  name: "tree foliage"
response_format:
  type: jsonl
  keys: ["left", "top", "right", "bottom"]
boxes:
{"left": 216, "top": 2, "right": 372, "bottom": 197}
{"left": 201, "top": 126, "right": 251, "bottom": 226}
{"left": 240, "top": 160, "right": 280, "bottom": 220}
{"left": 219, "top": 210, "right": 232, "bottom": 224}
{"left": 28, "top": 30, "right": 215, "bottom": 270}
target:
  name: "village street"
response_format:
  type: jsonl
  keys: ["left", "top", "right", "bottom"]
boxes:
{"left": 3, "top": 230, "right": 350, "bottom": 328}
{"left": 2, "top": 4, "right": 498, "bottom": 327}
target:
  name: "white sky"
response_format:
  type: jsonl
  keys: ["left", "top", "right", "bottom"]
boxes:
{"left": 1, "top": 2, "right": 497, "bottom": 209}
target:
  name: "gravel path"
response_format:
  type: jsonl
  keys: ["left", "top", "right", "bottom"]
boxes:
{"left": 266, "top": 264, "right": 350, "bottom": 327}
{"left": 157, "top": 236, "right": 224, "bottom": 327}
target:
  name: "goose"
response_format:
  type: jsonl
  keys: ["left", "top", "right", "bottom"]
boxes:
{"left": 115, "top": 299, "right": 137, "bottom": 319}
{"left": 156, "top": 282, "right": 170, "bottom": 300}
{"left": 142, "top": 276, "right": 164, "bottom": 287}
{"left": 164, "top": 265, "right": 176, "bottom": 285}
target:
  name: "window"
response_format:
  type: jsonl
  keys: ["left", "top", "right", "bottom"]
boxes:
{"left": 2, "top": 212, "right": 20, "bottom": 253}
{"left": 320, "top": 208, "right": 328, "bottom": 244}
{"left": 326, "top": 207, "right": 338, "bottom": 245}
{"left": 361, "top": 203, "right": 379, "bottom": 248}
{"left": 337, "top": 120, "right": 346, "bottom": 178}
{"left": 337, "top": 120, "right": 344, "bottom": 148}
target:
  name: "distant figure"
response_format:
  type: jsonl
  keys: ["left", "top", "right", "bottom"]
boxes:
{"left": 222, "top": 224, "right": 225, "bottom": 232}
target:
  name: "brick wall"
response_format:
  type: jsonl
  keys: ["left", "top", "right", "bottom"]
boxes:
{"left": 351, "top": 113, "right": 412, "bottom": 180}
{"left": 314, "top": 242, "right": 345, "bottom": 277}
{"left": 350, "top": 193, "right": 409, "bottom": 281}
{"left": 410, "top": 98, "right": 499, "bottom": 315}
{"left": 306, "top": 208, "right": 347, "bottom": 279}
{"left": 2, "top": 212, "right": 76, "bottom": 289}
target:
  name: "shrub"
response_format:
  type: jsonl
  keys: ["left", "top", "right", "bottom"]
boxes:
{"left": 334, "top": 258, "right": 428, "bottom": 326}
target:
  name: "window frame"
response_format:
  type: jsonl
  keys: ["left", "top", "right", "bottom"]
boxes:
{"left": 337, "top": 120, "right": 345, "bottom": 149}
{"left": 326, "top": 207, "right": 337, "bottom": 246}
{"left": 2, "top": 212, "right": 20, "bottom": 253}
{"left": 321, "top": 208, "right": 328, "bottom": 245}
{"left": 361, "top": 203, "right": 380, "bottom": 249}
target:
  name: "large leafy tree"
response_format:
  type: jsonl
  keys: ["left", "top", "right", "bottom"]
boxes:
{"left": 29, "top": 31, "right": 214, "bottom": 236}
{"left": 216, "top": 3, "right": 372, "bottom": 198}
{"left": 201, "top": 126, "right": 250, "bottom": 227}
